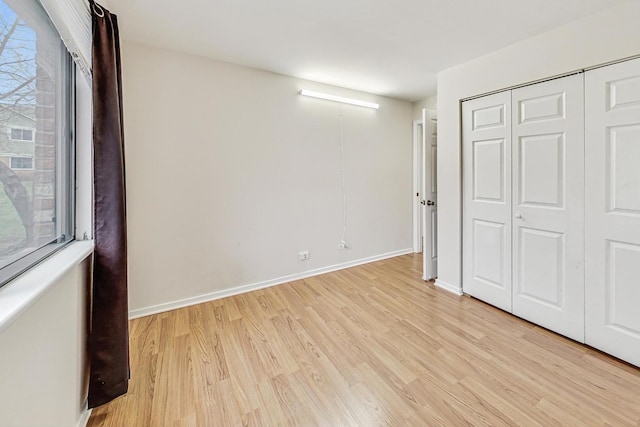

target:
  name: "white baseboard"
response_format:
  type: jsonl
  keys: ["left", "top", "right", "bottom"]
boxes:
{"left": 77, "top": 408, "right": 92, "bottom": 427}
{"left": 129, "top": 248, "right": 414, "bottom": 319}
{"left": 434, "top": 279, "right": 463, "bottom": 296}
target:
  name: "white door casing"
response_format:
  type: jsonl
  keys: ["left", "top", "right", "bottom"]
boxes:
{"left": 585, "top": 58, "right": 640, "bottom": 366}
{"left": 462, "top": 92, "right": 512, "bottom": 311}
{"left": 423, "top": 109, "right": 438, "bottom": 280}
{"left": 511, "top": 75, "right": 585, "bottom": 342}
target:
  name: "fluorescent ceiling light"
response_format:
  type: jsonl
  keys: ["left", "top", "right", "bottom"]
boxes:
{"left": 299, "top": 89, "right": 379, "bottom": 109}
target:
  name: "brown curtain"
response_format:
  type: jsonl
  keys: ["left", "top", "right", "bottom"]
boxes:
{"left": 87, "top": 0, "right": 129, "bottom": 408}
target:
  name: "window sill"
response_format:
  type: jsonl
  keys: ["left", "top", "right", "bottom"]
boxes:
{"left": 0, "top": 240, "right": 94, "bottom": 334}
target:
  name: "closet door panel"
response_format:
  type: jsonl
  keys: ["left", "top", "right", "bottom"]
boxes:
{"left": 462, "top": 92, "right": 512, "bottom": 311}
{"left": 585, "top": 58, "right": 640, "bottom": 367}
{"left": 511, "top": 75, "right": 585, "bottom": 342}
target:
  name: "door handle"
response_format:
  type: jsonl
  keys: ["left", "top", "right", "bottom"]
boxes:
{"left": 426, "top": 200, "right": 435, "bottom": 206}
{"left": 515, "top": 213, "right": 523, "bottom": 219}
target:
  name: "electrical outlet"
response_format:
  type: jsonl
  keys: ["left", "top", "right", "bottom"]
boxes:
{"left": 339, "top": 240, "right": 350, "bottom": 249}
{"left": 298, "top": 250, "right": 310, "bottom": 261}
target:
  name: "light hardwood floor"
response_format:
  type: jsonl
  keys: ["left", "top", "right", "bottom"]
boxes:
{"left": 88, "top": 254, "right": 640, "bottom": 426}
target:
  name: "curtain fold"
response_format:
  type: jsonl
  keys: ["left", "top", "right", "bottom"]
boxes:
{"left": 87, "top": 0, "right": 129, "bottom": 408}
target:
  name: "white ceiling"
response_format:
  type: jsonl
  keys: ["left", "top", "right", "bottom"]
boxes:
{"left": 107, "top": 0, "right": 628, "bottom": 102}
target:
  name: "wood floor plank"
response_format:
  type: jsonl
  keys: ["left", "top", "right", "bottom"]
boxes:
{"left": 88, "top": 254, "right": 640, "bottom": 426}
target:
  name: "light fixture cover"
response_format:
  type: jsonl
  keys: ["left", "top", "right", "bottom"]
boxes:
{"left": 299, "top": 89, "right": 379, "bottom": 109}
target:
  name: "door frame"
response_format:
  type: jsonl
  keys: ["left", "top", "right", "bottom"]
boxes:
{"left": 412, "top": 119, "right": 424, "bottom": 253}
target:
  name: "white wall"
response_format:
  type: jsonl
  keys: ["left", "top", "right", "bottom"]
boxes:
{"left": 436, "top": 0, "right": 640, "bottom": 291}
{"left": 0, "top": 259, "right": 90, "bottom": 427}
{"left": 412, "top": 95, "right": 437, "bottom": 120}
{"left": 122, "top": 41, "right": 414, "bottom": 315}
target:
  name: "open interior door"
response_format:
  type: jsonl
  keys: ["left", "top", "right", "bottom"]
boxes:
{"left": 422, "top": 108, "right": 438, "bottom": 280}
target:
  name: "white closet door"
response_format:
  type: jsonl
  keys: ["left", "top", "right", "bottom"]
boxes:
{"left": 463, "top": 92, "right": 512, "bottom": 312}
{"left": 585, "top": 58, "right": 640, "bottom": 366}
{"left": 511, "top": 75, "right": 585, "bottom": 342}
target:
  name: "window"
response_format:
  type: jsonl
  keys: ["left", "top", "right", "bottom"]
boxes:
{"left": 9, "top": 156, "right": 33, "bottom": 170}
{"left": 0, "top": 0, "right": 75, "bottom": 287}
{"left": 9, "top": 127, "right": 34, "bottom": 141}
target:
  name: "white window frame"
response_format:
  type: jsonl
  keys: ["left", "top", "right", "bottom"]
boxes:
{"left": 8, "top": 127, "right": 36, "bottom": 142}
{"left": 9, "top": 156, "right": 34, "bottom": 170}
{"left": 0, "top": 0, "right": 77, "bottom": 287}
